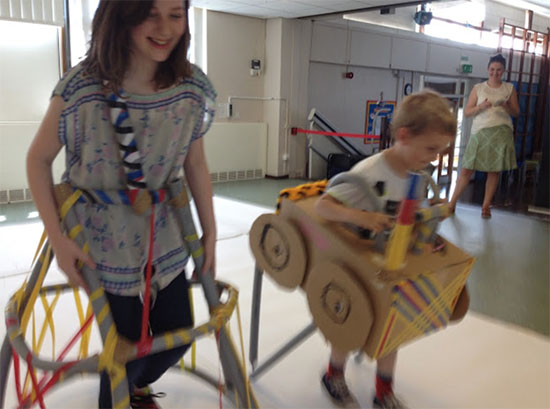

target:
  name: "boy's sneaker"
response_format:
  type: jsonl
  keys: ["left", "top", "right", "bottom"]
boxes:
{"left": 373, "top": 393, "right": 408, "bottom": 409}
{"left": 321, "top": 372, "right": 360, "bottom": 408}
{"left": 130, "top": 386, "right": 166, "bottom": 409}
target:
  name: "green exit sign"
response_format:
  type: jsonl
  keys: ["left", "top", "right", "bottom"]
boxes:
{"left": 461, "top": 64, "right": 473, "bottom": 74}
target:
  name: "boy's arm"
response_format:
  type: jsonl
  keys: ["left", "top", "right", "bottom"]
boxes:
{"left": 26, "top": 96, "right": 95, "bottom": 289}
{"left": 184, "top": 137, "right": 217, "bottom": 276}
{"left": 315, "top": 193, "right": 393, "bottom": 233}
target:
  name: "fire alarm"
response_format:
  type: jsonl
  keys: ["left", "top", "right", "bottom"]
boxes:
{"left": 345, "top": 72, "right": 354, "bottom": 79}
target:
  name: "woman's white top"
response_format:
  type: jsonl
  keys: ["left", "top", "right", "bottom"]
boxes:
{"left": 471, "top": 81, "right": 514, "bottom": 135}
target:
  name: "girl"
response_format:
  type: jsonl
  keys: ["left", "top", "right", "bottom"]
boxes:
{"left": 26, "top": 1, "right": 216, "bottom": 408}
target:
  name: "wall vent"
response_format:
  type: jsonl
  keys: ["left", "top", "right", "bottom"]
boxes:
{"left": 0, "top": 189, "right": 34, "bottom": 204}
{"left": 8, "top": 189, "right": 25, "bottom": 202}
{"left": 208, "top": 169, "right": 265, "bottom": 184}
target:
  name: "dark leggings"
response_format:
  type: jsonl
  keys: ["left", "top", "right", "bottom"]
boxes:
{"left": 98, "top": 271, "right": 193, "bottom": 408}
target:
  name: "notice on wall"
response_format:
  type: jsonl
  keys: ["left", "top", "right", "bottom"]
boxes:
{"left": 365, "top": 100, "right": 396, "bottom": 137}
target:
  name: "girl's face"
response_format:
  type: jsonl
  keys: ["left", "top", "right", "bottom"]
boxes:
{"left": 488, "top": 62, "right": 505, "bottom": 83}
{"left": 130, "top": 0, "right": 186, "bottom": 65}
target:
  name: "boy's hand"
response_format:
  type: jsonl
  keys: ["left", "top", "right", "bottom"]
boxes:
{"left": 355, "top": 211, "right": 394, "bottom": 233}
{"left": 50, "top": 235, "right": 95, "bottom": 290}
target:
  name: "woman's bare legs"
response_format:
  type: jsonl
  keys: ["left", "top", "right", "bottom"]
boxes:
{"left": 483, "top": 171, "right": 500, "bottom": 209}
{"left": 449, "top": 168, "right": 474, "bottom": 211}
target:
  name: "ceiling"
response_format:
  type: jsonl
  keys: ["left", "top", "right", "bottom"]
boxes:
{"left": 191, "top": 0, "right": 550, "bottom": 19}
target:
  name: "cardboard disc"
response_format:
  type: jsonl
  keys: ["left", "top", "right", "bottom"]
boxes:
{"left": 249, "top": 214, "right": 306, "bottom": 289}
{"left": 305, "top": 261, "right": 373, "bottom": 352}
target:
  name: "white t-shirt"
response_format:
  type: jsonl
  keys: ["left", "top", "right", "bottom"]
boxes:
{"left": 471, "top": 81, "right": 514, "bottom": 135}
{"left": 326, "top": 152, "right": 426, "bottom": 217}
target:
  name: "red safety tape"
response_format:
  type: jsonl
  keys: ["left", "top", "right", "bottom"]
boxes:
{"left": 12, "top": 348, "right": 22, "bottom": 404}
{"left": 25, "top": 353, "right": 45, "bottom": 409}
{"left": 140, "top": 205, "right": 156, "bottom": 344}
{"left": 291, "top": 127, "right": 380, "bottom": 139}
{"left": 25, "top": 361, "right": 78, "bottom": 408}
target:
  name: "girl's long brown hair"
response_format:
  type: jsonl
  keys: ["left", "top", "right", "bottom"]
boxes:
{"left": 83, "top": 0, "right": 191, "bottom": 92}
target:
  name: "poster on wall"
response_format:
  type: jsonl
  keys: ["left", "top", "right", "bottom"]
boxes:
{"left": 364, "top": 100, "right": 396, "bottom": 143}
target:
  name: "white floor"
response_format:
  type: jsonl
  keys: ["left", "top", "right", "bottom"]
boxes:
{"left": 1, "top": 197, "right": 549, "bottom": 409}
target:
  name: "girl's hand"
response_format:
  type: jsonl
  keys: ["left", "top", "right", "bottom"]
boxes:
{"left": 200, "top": 233, "right": 216, "bottom": 278}
{"left": 355, "top": 211, "right": 394, "bottom": 233}
{"left": 50, "top": 235, "right": 95, "bottom": 290}
{"left": 479, "top": 99, "right": 492, "bottom": 111}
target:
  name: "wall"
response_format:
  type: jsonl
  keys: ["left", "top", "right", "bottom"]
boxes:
{"left": 206, "top": 11, "right": 265, "bottom": 121}
{"left": 0, "top": 20, "right": 63, "bottom": 198}
{"left": 484, "top": 1, "right": 549, "bottom": 33}
{"left": 284, "top": 19, "right": 312, "bottom": 178}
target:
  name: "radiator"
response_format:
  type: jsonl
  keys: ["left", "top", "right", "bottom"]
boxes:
{"left": 0, "top": 122, "right": 268, "bottom": 204}
{"left": 204, "top": 122, "right": 267, "bottom": 183}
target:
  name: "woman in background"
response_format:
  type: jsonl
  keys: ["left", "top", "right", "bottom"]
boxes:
{"left": 449, "top": 53, "right": 519, "bottom": 218}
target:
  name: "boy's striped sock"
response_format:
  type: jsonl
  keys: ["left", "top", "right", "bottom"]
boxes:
{"left": 375, "top": 373, "right": 393, "bottom": 401}
{"left": 326, "top": 361, "right": 344, "bottom": 378}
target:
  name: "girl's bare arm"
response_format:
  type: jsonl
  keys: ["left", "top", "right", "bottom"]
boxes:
{"left": 184, "top": 137, "right": 217, "bottom": 276}
{"left": 26, "top": 96, "right": 95, "bottom": 288}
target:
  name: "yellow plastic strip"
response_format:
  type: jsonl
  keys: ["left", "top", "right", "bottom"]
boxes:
{"left": 235, "top": 302, "right": 252, "bottom": 409}
{"left": 80, "top": 304, "right": 94, "bottom": 358}
{"left": 191, "top": 247, "right": 204, "bottom": 258}
{"left": 89, "top": 287, "right": 104, "bottom": 303}
{"left": 14, "top": 282, "right": 27, "bottom": 314}
{"left": 31, "top": 230, "right": 48, "bottom": 268}
{"left": 73, "top": 289, "right": 85, "bottom": 327}
{"left": 59, "top": 190, "right": 82, "bottom": 220}
{"left": 38, "top": 289, "right": 61, "bottom": 360}
{"left": 188, "top": 286, "right": 196, "bottom": 370}
{"left": 98, "top": 326, "right": 117, "bottom": 372}
{"left": 96, "top": 303, "right": 110, "bottom": 326}
{"left": 20, "top": 245, "right": 52, "bottom": 333}
{"left": 68, "top": 224, "right": 83, "bottom": 240}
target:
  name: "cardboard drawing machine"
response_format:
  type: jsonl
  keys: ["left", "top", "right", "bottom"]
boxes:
{"left": 248, "top": 172, "right": 472, "bottom": 367}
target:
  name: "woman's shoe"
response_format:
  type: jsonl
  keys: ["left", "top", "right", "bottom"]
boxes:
{"left": 481, "top": 206, "right": 492, "bottom": 219}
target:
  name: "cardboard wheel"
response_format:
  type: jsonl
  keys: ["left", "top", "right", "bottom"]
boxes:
{"left": 305, "top": 261, "right": 373, "bottom": 352}
{"left": 249, "top": 214, "right": 306, "bottom": 289}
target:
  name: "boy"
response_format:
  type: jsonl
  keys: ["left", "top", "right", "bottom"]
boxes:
{"left": 315, "top": 90, "right": 456, "bottom": 409}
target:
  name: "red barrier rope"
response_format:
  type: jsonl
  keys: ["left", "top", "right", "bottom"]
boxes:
{"left": 291, "top": 127, "right": 380, "bottom": 139}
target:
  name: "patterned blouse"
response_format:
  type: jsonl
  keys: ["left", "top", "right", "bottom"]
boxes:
{"left": 52, "top": 63, "right": 216, "bottom": 296}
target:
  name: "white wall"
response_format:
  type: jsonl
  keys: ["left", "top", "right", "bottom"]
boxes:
{"left": 485, "top": 1, "right": 549, "bottom": 33}
{"left": 0, "top": 20, "right": 63, "bottom": 194}
{"left": 206, "top": 11, "right": 265, "bottom": 121}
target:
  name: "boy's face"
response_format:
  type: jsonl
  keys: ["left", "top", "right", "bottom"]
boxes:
{"left": 400, "top": 129, "right": 453, "bottom": 171}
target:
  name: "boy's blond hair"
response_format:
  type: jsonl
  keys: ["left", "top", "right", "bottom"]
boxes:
{"left": 391, "top": 90, "right": 457, "bottom": 139}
